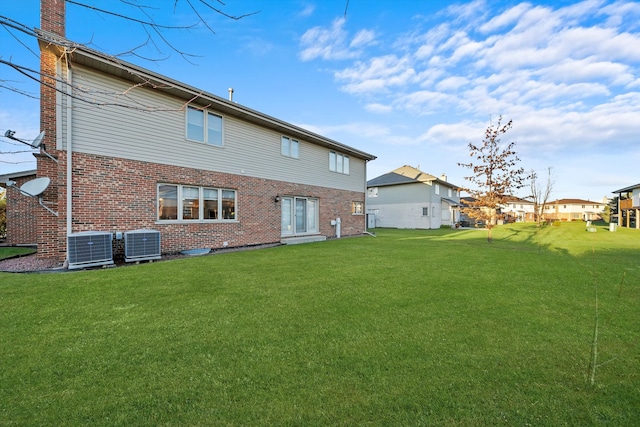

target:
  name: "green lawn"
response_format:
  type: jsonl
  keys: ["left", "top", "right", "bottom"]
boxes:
{"left": 1, "top": 222, "right": 639, "bottom": 426}
{"left": 0, "top": 246, "right": 35, "bottom": 260}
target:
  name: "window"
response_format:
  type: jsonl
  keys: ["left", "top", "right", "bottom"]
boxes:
{"left": 352, "top": 201, "right": 363, "bottom": 214}
{"left": 182, "top": 186, "right": 200, "bottom": 220}
{"left": 281, "top": 136, "right": 299, "bottom": 158}
{"left": 423, "top": 207, "right": 428, "bottom": 216}
{"left": 186, "top": 106, "right": 223, "bottom": 146}
{"left": 448, "top": 188, "right": 452, "bottom": 197}
{"left": 158, "top": 184, "right": 236, "bottom": 222}
{"left": 329, "top": 151, "right": 349, "bottom": 174}
{"left": 435, "top": 184, "right": 440, "bottom": 195}
{"left": 158, "top": 184, "right": 178, "bottom": 220}
{"left": 582, "top": 205, "right": 586, "bottom": 209}
{"left": 368, "top": 187, "right": 378, "bottom": 198}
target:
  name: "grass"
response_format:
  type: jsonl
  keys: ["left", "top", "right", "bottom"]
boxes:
{"left": 0, "top": 246, "right": 35, "bottom": 260}
{"left": 1, "top": 221, "right": 639, "bottom": 426}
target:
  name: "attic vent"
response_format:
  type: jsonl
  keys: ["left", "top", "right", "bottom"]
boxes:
{"left": 67, "top": 231, "right": 114, "bottom": 269}
{"left": 124, "top": 229, "right": 161, "bottom": 262}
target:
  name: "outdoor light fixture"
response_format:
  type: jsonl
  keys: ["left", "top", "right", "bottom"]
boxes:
{"left": 275, "top": 195, "right": 281, "bottom": 203}
{"left": 3, "top": 129, "right": 58, "bottom": 163}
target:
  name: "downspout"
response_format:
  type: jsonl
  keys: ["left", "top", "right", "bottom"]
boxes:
{"left": 66, "top": 64, "right": 73, "bottom": 240}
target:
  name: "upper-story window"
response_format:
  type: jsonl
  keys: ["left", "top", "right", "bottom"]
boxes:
{"left": 281, "top": 136, "right": 299, "bottom": 158}
{"left": 435, "top": 183, "right": 440, "bottom": 195}
{"left": 186, "top": 106, "right": 223, "bottom": 147}
{"left": 368, "top": 187, "right": 378, "bottom": 198}
{"left": 329, "top": 151, "right": 349, "bottom": 174}
{"left": 448, "top": 188, "right": 452, "bottom": 197}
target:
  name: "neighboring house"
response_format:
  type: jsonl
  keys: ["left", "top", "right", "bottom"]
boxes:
{"left": 612, "top": 183, "right": 640, "bottom": 229}
{"left": 501, "top": 196, "right": 536, "bottom": 223}
{"left": 3, "top": 0, "right": 376, "bottom": 264}
{"left": 0, "top": 170, "right": 38, "bottom": 245}
{"left": 366, "top": 165, "right": 460, "bottom": 229}
{"left": 544, "top": 199, "right": 605, "bottom": 222}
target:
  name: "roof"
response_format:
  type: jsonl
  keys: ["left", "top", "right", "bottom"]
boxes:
{"left": 503, "top": 195, "right": 533, "bottom": 204}
{"left": 549, "top": 198, "right": 605, "bottom": 205}
{"left": 37, "top": 31, "right": 376, "bottom": 162}
{"left": 367, "top": 165, "right": 460, "bottom": 188}
{"left": 0, "top": 169, "right": 37, "bottom": 184}
{"left": 612, "top": 183, "right": 640, "bottom": 193}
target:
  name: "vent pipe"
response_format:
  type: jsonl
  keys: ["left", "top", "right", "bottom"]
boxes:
{"left": 228, "top": 87, "right": 234, "bottom": 102}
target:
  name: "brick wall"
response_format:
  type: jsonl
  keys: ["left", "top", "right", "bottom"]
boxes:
{"left": 41, "top": 152, "right": 365, "bottom": 261}
{"left": 4, "top": 174, "right": 39, "bottom": 245}
{"left": 37, "top": 0, "right": 65, "bottom": 259}
{"left": 40, "top": 0, "right": 65, "bottom": 37}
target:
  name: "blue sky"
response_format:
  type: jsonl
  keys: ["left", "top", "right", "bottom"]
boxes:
{"left": 1, "top": 0, "right": 639, "bottom": 202}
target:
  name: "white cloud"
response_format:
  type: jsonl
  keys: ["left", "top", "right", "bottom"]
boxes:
{"left": 298, "top": 4, "right": 315, "bottom": 17}
{"left": 480, "top": 2, "right": 533, "bottom": 33}
{"left": 299, "top": 18, "right": 375, "bottom": 61}
{"left": 335, "top": 55, "right": 416, "bottom": 94}
{"left": 365, "top": 103, "right": 393, "bottom": 114}
{"left": 350, "top": 29, "right": 376, "bottom": 48}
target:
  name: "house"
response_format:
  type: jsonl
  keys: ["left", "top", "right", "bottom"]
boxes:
{"left": 544, "top": 199, "right": 605, "bottom": 222}
{"left": 500, "top": 196, "right": 536, "bottom": 223}
{"left": 366, "top": 165, "right": 460, "bottom": 229}
{"left": 0, "top": 170, "right": 38, "bottom": 244}
{"left": 3, "top": 0, "right": 376, "bottom": 265}
{"left": 612, "top": 183, "right": 640, "bottom": 229}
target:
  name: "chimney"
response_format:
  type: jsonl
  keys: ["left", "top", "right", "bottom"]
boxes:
{"left": 41, "top": 0, "right": 66, "bottom": 37}
{"left": 228, "top": 87, "right": 234, "bottom": 102}
{"left": 36, "top": 0, "right": 65, "bottom": 260}
{"left": 440, "top": 173, "right": 447, "bottom": 182}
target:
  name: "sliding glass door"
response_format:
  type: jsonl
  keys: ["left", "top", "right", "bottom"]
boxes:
{"left": 281, "top": 197, "right": 319, "bottom": 236}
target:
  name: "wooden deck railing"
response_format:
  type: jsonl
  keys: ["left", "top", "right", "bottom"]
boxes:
{"left": 619, "top": 199, "right": 633, "bottom": 210}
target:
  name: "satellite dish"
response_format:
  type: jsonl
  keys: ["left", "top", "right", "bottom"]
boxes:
{"left": 32, "top": 131, "right": 45, "bottom": 148}
{"left": 20, "top": 177, "right": 51, "bottom": 197}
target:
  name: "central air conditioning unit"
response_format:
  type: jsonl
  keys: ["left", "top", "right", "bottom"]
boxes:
{"left": 124, "top": 229, "right": 161, "bottom": 262}
{"left": 67, "top": 231, "right": 114, "bottom": 270}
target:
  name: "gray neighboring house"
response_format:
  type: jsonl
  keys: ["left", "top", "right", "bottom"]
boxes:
{"left": 366, "top": 165, "right": 461, "bottom": 229}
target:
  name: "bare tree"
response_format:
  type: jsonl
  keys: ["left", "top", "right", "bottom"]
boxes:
{"left": 529, "top": 167, "right": 554, "bottom": 227}
{"left": 458, "top": 116, "right": 528, "bottom": 242}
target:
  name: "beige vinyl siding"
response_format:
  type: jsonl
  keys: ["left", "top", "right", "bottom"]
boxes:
{"left": 66, "top": 65, "right": 366, "bottom": 192}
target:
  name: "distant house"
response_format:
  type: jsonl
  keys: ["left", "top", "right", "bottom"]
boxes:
{"left": 2, "top": 0, "right": 376, "bottom": 265}
{"left": 612, "top": 183, "right": 640, "bottom": 229}
{"left": 501, "top": 196, "right": 536, "bottom": 223}
{"left": 544, "top": 199, "right": 605, "bottom": 222}
{"left": 366, "top": 165, "right": 460, "bottom": 229}
{"left": 0, "top": 170, "right": 38, "bottom": 244}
